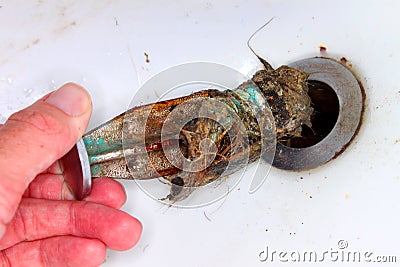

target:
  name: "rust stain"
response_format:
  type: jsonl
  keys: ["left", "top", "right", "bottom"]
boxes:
{"left": 341, "top": 57, "right": 354, "bottom": 69}
{"left": 331, "top": 62, "right": 366, "bottom": 161}
{"left": 144, "top": 52, "right": 150, "bottom": 63}
{"left": 318, "top": 45, "right": 328, "bottom": 54}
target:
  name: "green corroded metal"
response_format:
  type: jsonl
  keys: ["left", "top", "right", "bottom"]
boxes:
{"left": 80, "top": 80, "right": 276, "bottom": 182}
{"left": 81, "top": 113, "right": 127, "bottom": 178}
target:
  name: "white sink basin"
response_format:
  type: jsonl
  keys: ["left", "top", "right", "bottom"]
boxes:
{"left": 1, "top": 1, "right": 399, "bottom": 266}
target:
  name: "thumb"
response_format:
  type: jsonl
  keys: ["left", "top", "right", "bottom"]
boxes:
{"left": 0, "top": 82, "right": 92, "bottom": 236}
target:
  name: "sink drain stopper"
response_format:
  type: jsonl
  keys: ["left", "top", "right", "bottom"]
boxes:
{"left": 61, "top": 57, "right": 365, "bottom": 201}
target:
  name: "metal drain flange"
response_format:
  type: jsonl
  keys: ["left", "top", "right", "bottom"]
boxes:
{"left": 272, "top": 57, "right": 365, "bottom": 171}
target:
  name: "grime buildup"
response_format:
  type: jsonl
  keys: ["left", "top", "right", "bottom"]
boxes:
{"left": 83, "top": 64, "right": 314, "bottom": 202}
{"left": 162, "top": 65, "right": 314, "bottom": 201}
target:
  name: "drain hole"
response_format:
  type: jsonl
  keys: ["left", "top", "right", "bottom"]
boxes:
{"left": 280, "top": 80, "right": 339, "bottom": 148}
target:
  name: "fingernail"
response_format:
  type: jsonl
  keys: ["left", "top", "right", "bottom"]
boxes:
{"left": 45, "top": 83, "right": 90, "bottom": 117}
{"left": 0, "top": 223, "right": 6, "bottom": 239}
{"left": 62, "top": 181, "right": 76, "bottom": 200}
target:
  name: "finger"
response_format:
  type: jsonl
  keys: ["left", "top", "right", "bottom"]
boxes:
{"left": 46, "top": 161, "right": 63, "bottom": 175}
{"left": 0, "top": 83, "right": 92, "bottom": 234}
{"left": 23, "top": 175, "right": 127, "bottom": 209}
{"left": 1, "top": 236, "right": 106, "bottom": 267}
{"left": 22, "top": 173, "right": 75, "bottom": 201}
{"left": 0, "top": 198, "right": 142, "bottom": 251}
{"left": 84, "top": 178, "right": 127, "bottom": 208}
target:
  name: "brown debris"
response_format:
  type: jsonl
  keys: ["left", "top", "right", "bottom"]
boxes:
{"left": 318, "top": 45, "right": 327, "bottom": 54}
{"left": 144, "top": 52, "right": 150, "bottom": 63}
{"left": 252, "top": 66, "right": 313, "bottom": 141}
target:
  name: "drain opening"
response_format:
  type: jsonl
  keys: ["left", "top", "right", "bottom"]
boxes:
{"left": 279, "top": 80, "right": 339, "bottom": 148}
{"left": 273, "top": 57, "right": 364, "bottom": 171}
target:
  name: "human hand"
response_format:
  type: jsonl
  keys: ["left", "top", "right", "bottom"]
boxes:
{"left": 0, "top": 83, "right": 142, "bottom": 266}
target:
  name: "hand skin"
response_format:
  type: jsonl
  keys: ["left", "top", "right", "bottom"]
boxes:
{"left": 0, "top": 83, "right": 142, "bottom": 267}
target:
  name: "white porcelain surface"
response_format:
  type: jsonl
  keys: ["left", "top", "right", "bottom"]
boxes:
{"left": 1, "top": 1, "right": 399, "bottom": 266}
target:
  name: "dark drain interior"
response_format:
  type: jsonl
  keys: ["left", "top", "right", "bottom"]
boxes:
{"left": 280, "top": 80, "right": 340, "bottom": 148}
